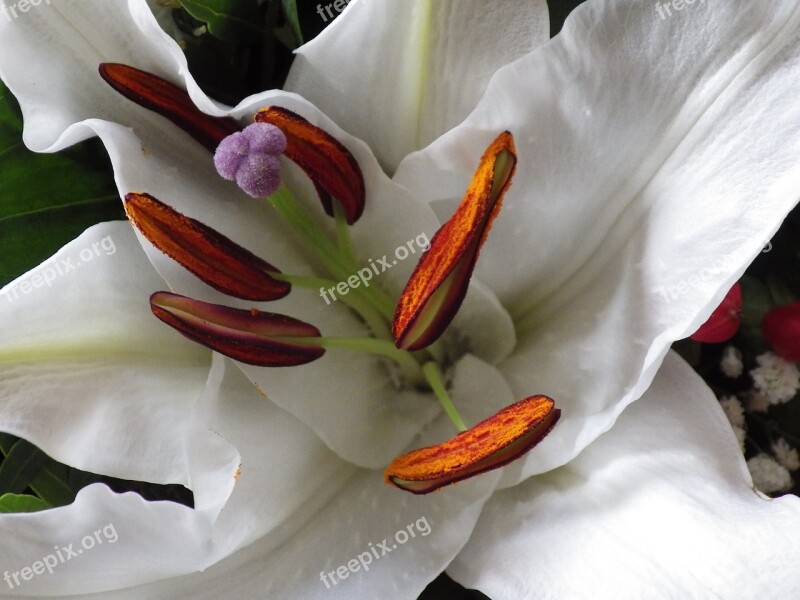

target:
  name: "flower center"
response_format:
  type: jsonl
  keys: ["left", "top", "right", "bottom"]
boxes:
{"left": 101, "top": 62, "right": 560, "bottom": 494}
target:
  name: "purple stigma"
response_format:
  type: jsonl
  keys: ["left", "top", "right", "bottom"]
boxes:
{"left": 214, "top": 123, "right": 287, "bottom": 198}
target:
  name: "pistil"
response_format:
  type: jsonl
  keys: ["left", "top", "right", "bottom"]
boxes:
{"left": 101, "top": 62, "right": 561, "bottom": 494}
{"left": 267, "top": 185, "right": 396, "bottom": 320}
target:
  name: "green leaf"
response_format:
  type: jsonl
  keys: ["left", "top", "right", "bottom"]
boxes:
{"left": 28, "top": 460, "right": 77, "bottom": 507}
{"left": 0, "top": 493, "right": 49, "bottom": 513}
{"left": 281, "top": 0, "right": 303, "bottom": 45}
{"left": 0, "top": 82, "right": 124, "bottom": 289}
{"left": 740, "top": 275, "right": 775, "bottom": 329}
{"left": 0, "top": 432, "right": 18, "bottom": 455}
{"left": 0, "top": 439, "right": 48, "bottom": 494}
{"left": 738, "top": 275, "right": 772, "bottom": 355}
{"left": 178, "top": 0, "right": 264, "bottom": 43}
{"left": 767, "top": 274, "right": 797, "bottom": 306}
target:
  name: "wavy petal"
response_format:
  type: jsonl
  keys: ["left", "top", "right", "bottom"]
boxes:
{"left": 54, "top": 470, "right": 495, "bottom": 600}
{"left": 0, "top": 354, "right": 355, "bottom": 595}
{"left": 0, "top": 222, "right": 209, "bottom": 484}
{"left": 0, "top": 357, "right": 509, "bottom": 596}
{"left": 286, "top": 0, "right": 549, "bottom": 172}
{"left": 449, "top": 353, "right": 800, "bottom": 599}
{"left": 394, "top": 0, "right": 800, "bottom": 482}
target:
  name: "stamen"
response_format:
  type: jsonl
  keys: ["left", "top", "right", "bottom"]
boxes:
{"left": 99, "top": 63, "right": 239, "bottom": 152}
{"left": 150, "top": 292, "right": 325, "bottom": 367}
{"left": 393, "top": 132, "right": 517, "bottom": 351}
{"left": 102, "top": 68, "right": 560, "bottom": 494}
{"left": 268, "top": 185, "right": 395, "bottom": 318}
{"left": 385, "top": 395, "right": 560, "bottom": 494}
{"left": 125, "top": 193, "right": 290, "bottom": 301}
{"left": 255, "top": 106, "right": 365, "bottom": 224}
{"left": 293, "top": 336, "right": 425, "bottom": 384}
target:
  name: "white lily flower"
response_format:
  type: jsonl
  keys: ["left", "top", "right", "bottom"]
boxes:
{"left": 0, "top": 0, "right": 800, "bottom": 598}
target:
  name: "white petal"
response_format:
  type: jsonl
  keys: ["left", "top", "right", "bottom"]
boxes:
{"left": 67, "top": 470, "right": 496, "bottom": 600}
{"left": 0, "top": 222, "right": 209, "bottom": 485}
{"left": 285, "top": 0, "right": 550, "bottom": 173}
{"left": 0, "top": 349, "right": 514, "bottom": 595}
{"left": 450, "top": 352, "right": 800, "bottom": 599}
{"left": 451, "top": 278, "right": 516, "bottom": 365}
{"left": 0, "top": 354, "right": 356, "bottom": 595}
{"left": 394, "top": 0, "right": 800, "bottom": 481}
{"left": 0, "top": 0, "right": 189, "bottom": 151}
{"left": 52, "top": 357, "right": 510, "bottom": 599}
{"left": 189, "top": 355, "right": 357, "bottom": 556}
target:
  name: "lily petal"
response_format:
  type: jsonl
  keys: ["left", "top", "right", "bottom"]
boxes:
{"left": 386, "top": 395, "right": 559, "bottom": 494}
{"left": 285, "top": 0, "right": 549, "bottom": 172}
{"left": 0, "top": 354, "right": 356, "bottom": 595}
{"left": 47, "top": 357, "right": 509, "bottom": 598}
{"left": 124, "top": 192, "right": 290, "bottom": 301}
{"left": 255, "top": 106, "right": 365, "bottom": 223}
{"left": 393, "top": 131, "right": 516, "bottom": 350}
{"left": 449, "top": 353, "right": 800, "bottom": 599}
{"left": 99, "top": 63, "right": 239, "bottom": 152}
{"left": 0, "top": 222, "right": 209, "bottom": 484}
{"left": 394, "top": 0, "right": 800, "bottom": 483}
{"left": 150, "top": 291, "right": 325, "bottom": 367}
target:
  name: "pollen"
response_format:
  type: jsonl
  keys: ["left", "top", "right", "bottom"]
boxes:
{"left": 385, "top": 395, "right": 560, "bottom": 494}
